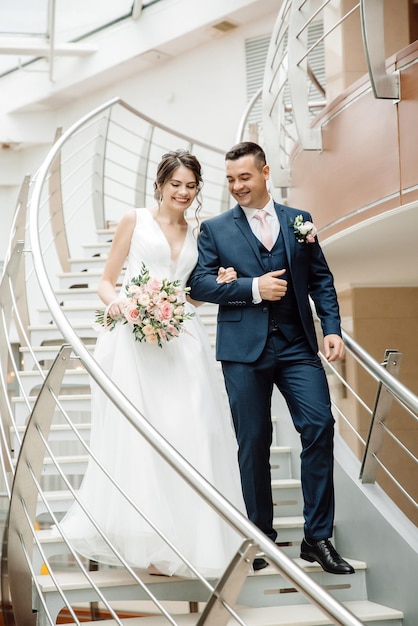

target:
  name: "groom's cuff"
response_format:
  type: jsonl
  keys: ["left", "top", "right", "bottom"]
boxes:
{"left": 252, "top": 277, "right": 262, "bottom": 304}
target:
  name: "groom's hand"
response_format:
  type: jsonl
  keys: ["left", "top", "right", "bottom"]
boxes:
{"left": 258, "top": 269, "right": 287, "bottom": 301}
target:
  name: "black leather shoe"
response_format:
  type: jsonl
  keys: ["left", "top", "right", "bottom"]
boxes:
{"left": 300, "top": 539, "right": 355, "bottom": 574}
{"left": 253, "top": 557, "right": 269, "bottom": 571}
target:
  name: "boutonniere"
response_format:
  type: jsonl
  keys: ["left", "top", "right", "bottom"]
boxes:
{"left": 291, "top": 214, "right": 317, "bottom": 243}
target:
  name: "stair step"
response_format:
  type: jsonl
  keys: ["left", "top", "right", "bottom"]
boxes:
{"left": 34, "top": 560, "right": 379, "bottom": 626}
{"left": 37, "top": 303, "right": 98, "bottom": 325}
{"left": 61, "top": 600, "right": 403, "bottom": 625}
{"left": 56, "top": 268, "right": 124, "bottom": 290}
{"left": 271, "top": 479, "right": 303, "bottom": 517}
{"left": 18, "top": 368, "right": 89, "bottom": 396}
{"left": 34, "top": 568, "right": 212, "bottom": 623}
{"left": 29, "top": 323, "right": 98, "bottom": 346}
{"left": 41, "top": 454, "right": 88, "bottom": 475}
{"left": 36, "top": 490, "right": 76, "bottom": 519}
{"left": 69, "top": 256, "right": 108, "bottom": 272}
{"left": 19, "top": 344, "right": 96, "bottom": 370}
{"left": 33, "top": 515, "right": 307, "bottom": 567}
{"left": 244, "top": 557, "right": 367, "bottom": 606}
{"left": 269, "top": 446, "right": 292, "bottom": 479}
{"left": 12, "top": 393, "right": 91, "bottom": 425}
{"left": 57, "top": 269, "right": 103, "bottom": 290}
{"left": 15, "top": 422, "right": 90, "bottom": 441}
{"left": 54, "top": 287, "right": 102, "bottom": 305}
{"left": 82, "top": 242, "right": 112, "bottom": 257}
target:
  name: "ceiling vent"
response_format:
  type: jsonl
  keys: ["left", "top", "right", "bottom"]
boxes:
{"left": 212, "top": 20, "right": 238, "bottom": 33}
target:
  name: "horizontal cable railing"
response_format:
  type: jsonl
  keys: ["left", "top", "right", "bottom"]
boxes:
{"left": 317, "top": 322, "right": 418, "bottom": 523}
{"left": 261, "top": 0, "right": 398, "bottom": 200}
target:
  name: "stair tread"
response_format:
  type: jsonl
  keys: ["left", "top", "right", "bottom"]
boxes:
{"left": 37, "top": 567, "right": 191, "bottom": 591}
{"left": 19, "top": 369, "right": 87, "bottom": 377}
{"left": 42, "top": 600, "right": 404, "bottom": 625}
{"left": 35, "top": 514, "right": 307, "bottom": 545}
{"left": 273, "top": 515, "right": 304, "bottom": 528}
{"left": 28, "top": 322, "right": 96, "bottom": 330}
{"left": 19, "top": 345, "right": 95, "bottom": 353}
{"left": 271, "top": 478, "right": 301, "bottom": 488}
{"left": 270, "top": 445, "right": 291, "bottom": 453}
{"left": 55, "top": 287, "right": 99, "bottom": 295}
{"left": 57, "top": 270, "right": 103, "bottom": 277}
{"left": 12, "top": 393, "right": 91, "bottom": 402}
{"left": 17, "top": 423, "right": 90, "bottom": 434}
{"left": 36, "top": 553, "right": 367, "bottom": 593}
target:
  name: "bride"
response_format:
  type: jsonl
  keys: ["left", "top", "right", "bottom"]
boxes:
{"left": 58, "top": 149, "right": 247, "bottom": 578}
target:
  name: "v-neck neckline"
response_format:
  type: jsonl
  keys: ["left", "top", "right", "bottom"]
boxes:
{"left": 147, "top": 209, "right": 190, "bottom": 265}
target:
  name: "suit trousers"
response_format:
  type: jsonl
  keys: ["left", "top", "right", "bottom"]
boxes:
{"left": 222, "top": 329, "right": 335, "bottom": 544}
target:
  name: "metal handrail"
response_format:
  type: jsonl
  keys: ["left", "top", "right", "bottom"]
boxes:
{"left": 1, "top": 93, "right": 416, "bottom": 623}
{"left": 262, "top": 0, "right": 399, "bottom": 197}
{"left": 360, "top": 0, "right": 400, "bottom": 99}
{"left": 16, "top": 96, "right": 365, "bottom": 625}
{"left": 315, "top": 322, "right": 418, "bottom": 514}
{"left": 342, "top": 332, "right": 418, "bottom": 415}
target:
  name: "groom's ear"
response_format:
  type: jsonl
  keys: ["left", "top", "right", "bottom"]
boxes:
{"left": 263, "top": 164, "right": 270, "bottom": 181}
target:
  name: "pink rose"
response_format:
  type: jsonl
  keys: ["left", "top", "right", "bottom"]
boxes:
{"left": 148, "top": 277, "right": 162, "bottom": 291}
{"left": 160, "top": 301, "right": 174, "bottom": 320}
{"left": 124, "top": 304, "right": 140, "bottom": 323}
{"left": 158, "top": 328, "right": 167, "bottom": 341}
{"left": 138, "top": 292, "right": 151, "bottom": 306}
{"left": 167, "top": 324, "right": 179, "bottom": 337}
{"left": 173, "top": 305, "right": 185, "bottom": 317}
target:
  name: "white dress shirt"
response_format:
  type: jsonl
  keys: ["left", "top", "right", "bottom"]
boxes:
{"left": 240, "top": 195, "right": 280, "bottom": 304}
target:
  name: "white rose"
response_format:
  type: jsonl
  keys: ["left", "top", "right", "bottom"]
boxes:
{"left": 298, "top": 221, "right": 314, "bottom": 235}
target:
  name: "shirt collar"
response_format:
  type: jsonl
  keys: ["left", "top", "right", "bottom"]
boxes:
{"left": 241, "top": 194, "right": 275, "bottom": 220}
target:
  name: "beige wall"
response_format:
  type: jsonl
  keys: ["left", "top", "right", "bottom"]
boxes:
{"left": 338, "top": 287, "right": 418, "bottom": 524}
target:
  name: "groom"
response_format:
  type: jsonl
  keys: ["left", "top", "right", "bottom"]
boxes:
{"left": 188, "top": 142, "right": 354, "bottom": 574}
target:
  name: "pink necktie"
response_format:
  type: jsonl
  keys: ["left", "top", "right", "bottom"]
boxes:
{"left": 254, "top": 210, "right": 273, "bottom": 250}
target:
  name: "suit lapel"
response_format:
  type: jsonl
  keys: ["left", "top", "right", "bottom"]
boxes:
{"left": 232, "top": 205, "right": 265, "bottom": 268}
{"left": 276, "top": 203, "right": 294, "bottom": 272}
{"left": 232, "top": 202, "right": 295, "bottom": 272}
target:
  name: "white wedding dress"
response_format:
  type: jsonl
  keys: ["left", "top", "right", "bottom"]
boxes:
{"left": 59, "top": 208, "right": 246, "bottom": 578}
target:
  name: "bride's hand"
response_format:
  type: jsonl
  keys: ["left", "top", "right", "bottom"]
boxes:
{"left": 106, "top": 299, "right": 126, "bottom": 319}
{"left": 216, "top": 266, "right": 237, "bottom": 284}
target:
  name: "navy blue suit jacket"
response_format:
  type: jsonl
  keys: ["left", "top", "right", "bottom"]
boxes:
{"left": 188, "top": 201, "right": 342, "bottom": 363}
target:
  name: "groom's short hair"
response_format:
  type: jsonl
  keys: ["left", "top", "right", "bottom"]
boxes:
{"left": 225, "top": 142, "right": 266, "bottom": 171}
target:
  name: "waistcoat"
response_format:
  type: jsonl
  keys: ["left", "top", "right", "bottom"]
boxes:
{"left": 258, "top": 229, "right": 304, "bottom": 341}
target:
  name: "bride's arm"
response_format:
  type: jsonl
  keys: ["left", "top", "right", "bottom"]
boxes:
{"left": 98, "top": 210, "right": 136, "bottom": 318}
{"left": 187, "top": 266, "right": 237, "bottom": 307}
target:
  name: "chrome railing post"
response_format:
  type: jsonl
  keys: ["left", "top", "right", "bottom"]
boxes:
{"left": 0, "top": 241, "right": 26, "bottom": 473}
{"left": 262, "top": 0, "right": 292, "bottom": 193}
{"left": 288, "top": 0, "right": 322, "bottom": 150}
{"left": 197, "top": 540, "right": 258, "bottom": 625}
{"left": 49, "top": 127, "right": 71, "bottom": 272}
{"left": 3, "top": 346, "right": 73, "bottom": 626}
{"left": 360, "top": 349, "right": 403, "bottom": 483}
{"left": 360, "top": 0, "right": 400, "bottom": 99}
{"left": 3, "top": 176, "right": 31, "bottom": 346}
{"left": 93, "top": 110, "right": 112, "bottom": 230}
{"left": 135, "top": 123, "right": 154, "bottom": 208}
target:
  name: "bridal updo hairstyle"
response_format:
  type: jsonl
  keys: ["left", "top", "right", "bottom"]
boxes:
{"left": 154, "top": 149, "right": 203, "bottom": 201}
{"left": 154, "top": 149, "right": 204, "bottom": 230}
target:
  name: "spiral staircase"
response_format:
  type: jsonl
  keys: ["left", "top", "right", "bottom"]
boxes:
{"left": 1, "top": 2, "right": 418, "bottom": 625}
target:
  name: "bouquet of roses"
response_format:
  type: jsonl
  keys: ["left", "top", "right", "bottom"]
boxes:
{"left": 95, "top": 263, "right": 195, "bottom": 348}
